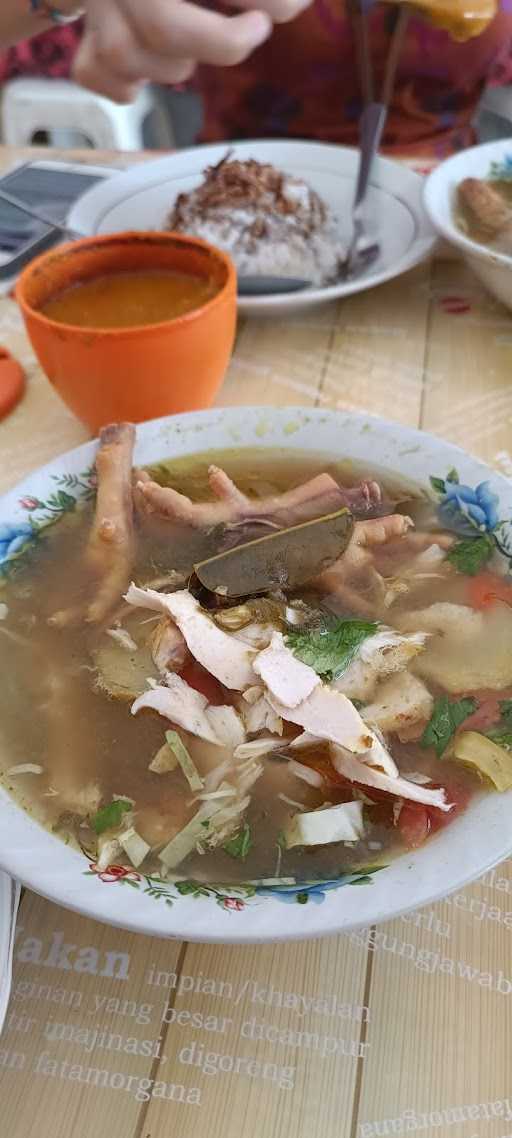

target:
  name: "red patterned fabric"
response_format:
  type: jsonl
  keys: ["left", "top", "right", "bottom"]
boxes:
{"left": 198, "top": 3, "right": 512, "bottom": 157}
{"left": 1, "top": 7, "right": 511, "bottom": 157}
{"left": 0, "top": 20, "right": 83, "bottom": 84}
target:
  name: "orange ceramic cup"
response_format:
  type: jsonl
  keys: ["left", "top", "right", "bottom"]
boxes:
{"left": 16, "top": 231, "right": 237, "bottom": 433}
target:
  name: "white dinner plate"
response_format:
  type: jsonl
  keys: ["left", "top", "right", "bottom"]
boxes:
{"left": 69, "top": 140, "right": 437, "bottom": 317}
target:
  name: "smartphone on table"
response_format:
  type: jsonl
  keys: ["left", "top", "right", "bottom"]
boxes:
{"left": 0, "top": 159, "right": 114, "bottom": 280}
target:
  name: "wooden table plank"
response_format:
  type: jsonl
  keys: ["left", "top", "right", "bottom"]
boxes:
{"left": 421, "top": 259, "right": 512, "bottom": 463}
{"left": 321, "top": 264, "right": 432, "bottom": 424}
{"left": 2, "top": 894, "right": 188, "bottom": 1138}
{"left": 354, "top": 868, "right": 512, "bottom": 1138}
{"left": 141, "top": 937, "right": 370, "bottom": 1138}
{"left": 219, "top": 305, "right": 341, "bottom": 409}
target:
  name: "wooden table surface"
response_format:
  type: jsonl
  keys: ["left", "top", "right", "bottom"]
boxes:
{"left": 1, "top": 145, "right": 512, "bottom": 1138}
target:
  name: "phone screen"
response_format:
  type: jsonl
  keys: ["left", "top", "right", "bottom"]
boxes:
{"left": 0, "top": 199, "right": 52, "bottom": 262}
{"left": 0, "top": 164, "right": 107, "bottom": 266}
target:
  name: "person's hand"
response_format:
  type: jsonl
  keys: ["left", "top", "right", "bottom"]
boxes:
{"left": 74, "top": 0, "right": 311, "bottom": 102}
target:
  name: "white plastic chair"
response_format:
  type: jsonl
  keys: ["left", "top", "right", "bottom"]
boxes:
{"left": 1, "top": 77, "right": 174, "bottom": 151}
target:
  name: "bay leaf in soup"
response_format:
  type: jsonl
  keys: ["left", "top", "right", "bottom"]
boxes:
{"left": 194, "top": 508, "right": 354, "bottom": 598}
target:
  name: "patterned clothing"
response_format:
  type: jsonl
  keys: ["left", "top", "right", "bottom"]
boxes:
{"left": 198, "top": 2, "right": 512, "bottom": 156}
{"left": 1, "top": 6, "right": 511, "bottom": 156}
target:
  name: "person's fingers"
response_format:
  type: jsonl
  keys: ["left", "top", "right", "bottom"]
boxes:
{"left": 78, "top": 1, "right": 135, "bottom": 96}
{"left": 224, "top": 0, "right": 312, "bottom": 24}
{"left": 79, "top": 0, "right": 272, "bottom": 96}
{"left": 77, "top": 6, "right": 196, "bottom": 101}
{"left": 75, "top": 33, "right": 196, "bottom": 103}
{"left": 73, "top": 31, "right": 141, "bottom": 102}
{"left": 122, "top": 0, "right": 272, "bottom": 67}
{"left": 87, "top": 1, "right": 196, "bottom": 87}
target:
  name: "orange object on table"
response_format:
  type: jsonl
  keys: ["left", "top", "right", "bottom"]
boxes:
{"left": 15, "top": 231, "right": 237, "bottom": 434}
{"left": 0, "top": 347, "right": 24, "bottom": 420}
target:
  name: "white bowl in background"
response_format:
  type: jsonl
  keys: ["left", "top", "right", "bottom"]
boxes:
{"left": 423, "top": 138, "right": 512, "bottom": 311}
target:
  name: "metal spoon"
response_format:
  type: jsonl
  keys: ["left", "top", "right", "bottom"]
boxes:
{"left": 0, "top": 190, "right": 312, "bottom": 296}
{"left": 340, "top": 100, "right": 386, "bottom": 280}
{"left": 341, "top": 4, "right": 410, "bottom": 279}
{"left": 237, "top": 273, "right": 312, "bottom": 296}
{"left": 0, "top": 189, "right": 310, "bottom": 297}
{"left": 237, "top": 103, "right": 388, "bottom": 293}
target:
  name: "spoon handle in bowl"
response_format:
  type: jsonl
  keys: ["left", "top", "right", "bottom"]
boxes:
{"left": 352, "top": 101, "right": 387, "bottom": 218}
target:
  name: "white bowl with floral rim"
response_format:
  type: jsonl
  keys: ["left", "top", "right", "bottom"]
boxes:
{"left": 0, "top": 406, "right": 511, "bottom": 944}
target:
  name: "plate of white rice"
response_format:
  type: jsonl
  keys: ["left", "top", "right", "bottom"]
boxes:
{"left": 69, "top": 139, "right": 436, "bottom": 317}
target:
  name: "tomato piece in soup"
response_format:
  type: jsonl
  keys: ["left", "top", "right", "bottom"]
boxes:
{"left": 398, "top": 778, "right": 472, "bottom": 850}
{"left": 397, "top": 803, "right": 431, "bottom": 849}
{"left": 181, "top": 662, "right": 225, "bottom": 705}
{"left": 467, "top": 572, "right": 512, "bottom": 611}
{"left": 461, "top": 688, "right": 512, "bottom": 734}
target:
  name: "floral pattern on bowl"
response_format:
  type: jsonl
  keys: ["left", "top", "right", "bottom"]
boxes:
{"left": 85, "top": 863, "right": 385, "bottom": 909}
{"left": 0, "top": 468, "right": 96, "bottom": 580}
{"left": 0, "top": 522, "right": 34, "bottom": 572}
{"left": 489, "top": 154, "right": 512, "bottom": 181}
{"left": 431, "top": 468, "right": 512, "bottom": 574}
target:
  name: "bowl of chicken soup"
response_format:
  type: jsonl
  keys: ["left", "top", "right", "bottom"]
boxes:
{"left": 424, "top": 139, "right": 512, "bottom": 312}
{"left": 1, "top": 406, "right": 512, "bottom": 943}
